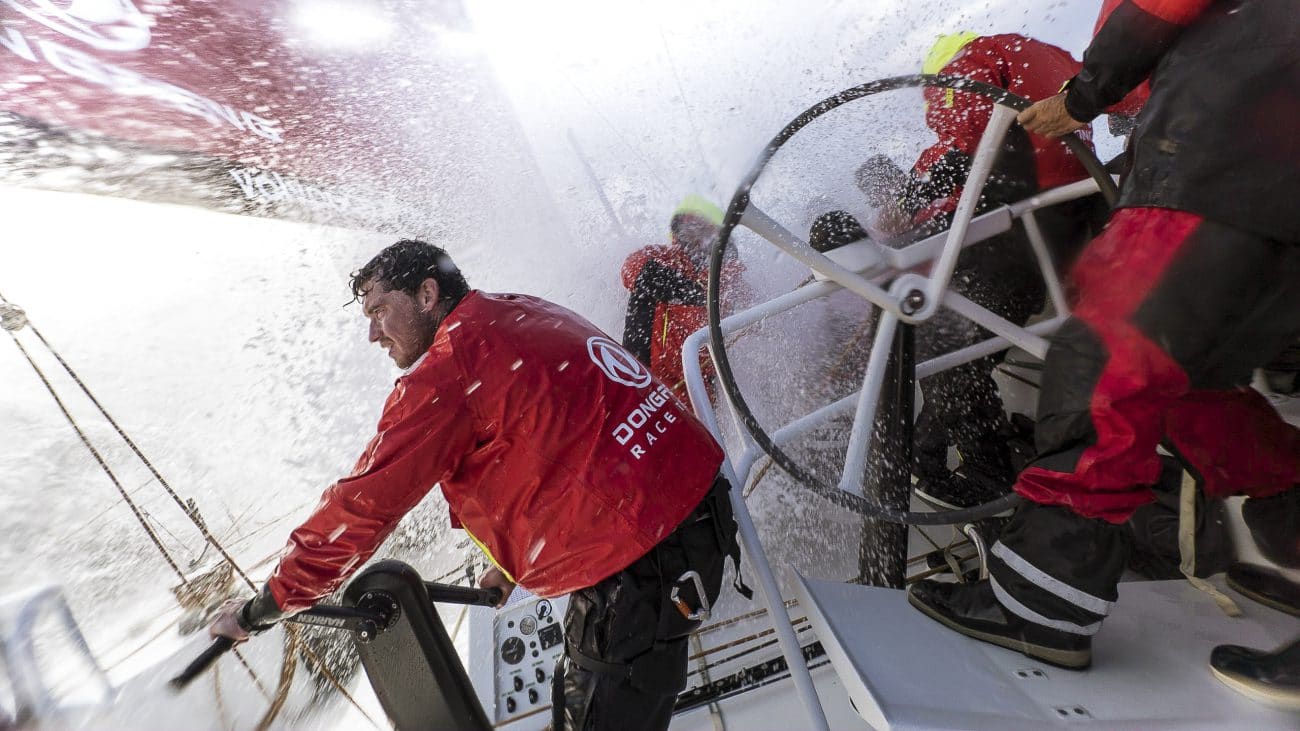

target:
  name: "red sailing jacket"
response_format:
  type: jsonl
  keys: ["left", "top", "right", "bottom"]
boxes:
{"left": 911, "top": 34, "right": 1094, "bottom": 223}
{"left": 620, "top": 245, "right": 745, "bottom": 399}
{"left": 620, "top": 245, "right": 709, "bottom": 397}
{"left": 265, "top": 291, "right": 724, "bottom": 609}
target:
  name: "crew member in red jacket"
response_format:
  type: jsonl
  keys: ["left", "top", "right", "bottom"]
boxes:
{"left": 899, "top": 31, "right": 1096, "bottom": 227}
{"left": 910, "top": 0, "right": 1300, "bottom": 688}
{"left": 209, "top": 240, "right": 748, "bottom": 731}
{"left": 878, "top": 32, "right": 1107, "bottom": 513}
{"left": 621, "top": 195, "right": 743, "bottom": 400}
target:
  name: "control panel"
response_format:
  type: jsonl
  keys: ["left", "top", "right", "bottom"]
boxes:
{"left": 493, "top": 593, "right": 567, "bottom": 724}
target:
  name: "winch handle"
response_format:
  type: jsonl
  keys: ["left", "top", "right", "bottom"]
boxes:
{"left": 424, "top": 582, "right": 502, "bottom": 607}
{"left": 169, "top": 636, "right": 234, "bottom": 690}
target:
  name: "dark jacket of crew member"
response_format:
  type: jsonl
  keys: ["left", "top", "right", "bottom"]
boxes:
{"left": 904, "top": 33, "right": 1095, "bottom": 225}
{"left": 1065, "top": 0, "right": 1300, "bottom": 240}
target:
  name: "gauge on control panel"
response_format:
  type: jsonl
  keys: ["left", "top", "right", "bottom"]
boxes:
{"left": 538, "top": 623, "right": 563, "bottom": 651}
{"left": 501, "top": 636, "right": 526, "bottom": 665}
{"left": 493, "top": 593, "right": 570, "bottom": 724}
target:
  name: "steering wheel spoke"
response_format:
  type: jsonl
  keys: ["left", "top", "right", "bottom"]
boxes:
{"left": 705, "top": 75, "right": 1115, "bottom": 526}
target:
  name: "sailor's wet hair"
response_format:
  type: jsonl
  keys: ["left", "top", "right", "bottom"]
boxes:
{"left": 350, "top": 239, "right": 470, "bottom": 305}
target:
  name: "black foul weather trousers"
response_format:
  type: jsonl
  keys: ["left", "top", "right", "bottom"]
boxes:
{"left": 914, "top": 196, "right": 1104, "bottom": 484}
{"left": 552, "top": 476, "right": 745, "bottom": 731}
{"left": 990, "top": 207, "right": 1300, "bottom": 635}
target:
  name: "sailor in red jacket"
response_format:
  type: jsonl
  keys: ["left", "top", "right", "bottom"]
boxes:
{"left": 621, "top": 195, "right": 744, "bottom": 400}
{"left": 910, "top": 0, "right": 1300, "bottom": 687}
{"left": 209, "top": 240, "right": 748, "bottom": 731}
{"left": 898, "top": 32, "right": 1096, "bottom": 227}
{"left": 875, "top": 33, "right": 1107, "bottom": 513}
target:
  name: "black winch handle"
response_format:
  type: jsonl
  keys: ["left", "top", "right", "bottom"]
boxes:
{"left": 169, "top": 636, "right": 235, "bottom": 690}
{"left": 424, "top": 582, "right": 503, "bottom": 607}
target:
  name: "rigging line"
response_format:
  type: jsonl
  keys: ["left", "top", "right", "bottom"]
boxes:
{"left": 6, "top": 329, "right": 189, "bottom": 583}
{"left": 213, "top": 663, "right": 233, "bottom": 731}
{"left": 254, "top": 628, "right": 298, "bottom": 731}
{"left": 566, "top": 128, "right": 631, "bottom": 244}
{"left": 140, "top": 505, "right": 195, "bottom": 558}
{"left": 220, "top": 510, "right": 301, "bottom": 553}
{"left": 557, "top": 72, "right": 672, "bottom": 195}
{"left": 995, "top": 363, "right": 1041, "bottom": 391}
{"left": 58, "top": 475, "right": 158, "bottom": 541}
{"left": 294, "top": 631, "right": 384, "bottom": 730}
{"left": 0, "top": 289, "right": 257, "bottom": 590}
{"left": 4, "top": 311, "right": 367, "bottom": 722}
{"left": 913, "top": 523, "right": 945, "bottom": 553}
{"left": 657, "top": 26, "right": 718, "bottom": 184}
{"left": 432, "top": 562, "right": 471, "bottom": 585}
{"left": 5, "top": 325, "right": 275, "bottom": 700}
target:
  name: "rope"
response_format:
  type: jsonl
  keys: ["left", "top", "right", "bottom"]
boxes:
{"left": 3, "top": 298, "right": 274, "bottom": 698}
{"left": 255, "top": 628, "right": 299, "bottom": 731}
{"left": 742, "top": 457, "right": 774, "bottom": 498}
{"left": 1178, "top": 470, "right": 1241, "bottom": 617}
{"left": 5, "top": 329, "right": 191, "bottom": 583}
{"left": 213, "top": 662, "right": 233, "bottom": 731}
{"left": 0, "top": 289, "right": 257, "bottom": 591}
{"left": 1, "top": 293, "right": 373, "bottom": 723}
{"left": 295, "top": 632, "right": 382, "bottom": 729}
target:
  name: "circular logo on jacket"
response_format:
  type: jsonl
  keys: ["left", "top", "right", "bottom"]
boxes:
{"left": 586, "top": 336, "right": 652, "bottom": 388}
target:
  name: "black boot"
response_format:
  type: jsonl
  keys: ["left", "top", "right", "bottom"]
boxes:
{"left": 1226, "top": 563, "right": 1300, "bottom": 617}
{"left": 1242, "top": 490, "right": 1300, "bottom": 569}
{"left": 914, "top": 467, "right": 1012, "bottom": 512}
{"left": 1210, "top": 636, "right": 1300, "bottom": 711}
{"left": 908, "top": 579, "right": 1092, "bottom": 669}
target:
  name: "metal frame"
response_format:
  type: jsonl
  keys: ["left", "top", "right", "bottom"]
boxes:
{"left": 683, "top": 85, "right": 1112, "bottom": 728}
{"left": 0, "top": 586, "right": 114, "bottom": 724}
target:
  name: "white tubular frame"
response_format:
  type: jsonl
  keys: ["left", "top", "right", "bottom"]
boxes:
{"left": 1, "top": 586, "right": 114, "bottom": 722}
{"left": 682, "top": 96, "right": 1110, "bottom": 729}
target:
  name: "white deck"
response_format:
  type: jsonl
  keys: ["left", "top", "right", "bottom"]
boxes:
{"left": 796, "top": 574, "right": 1299, "bottom": 730}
